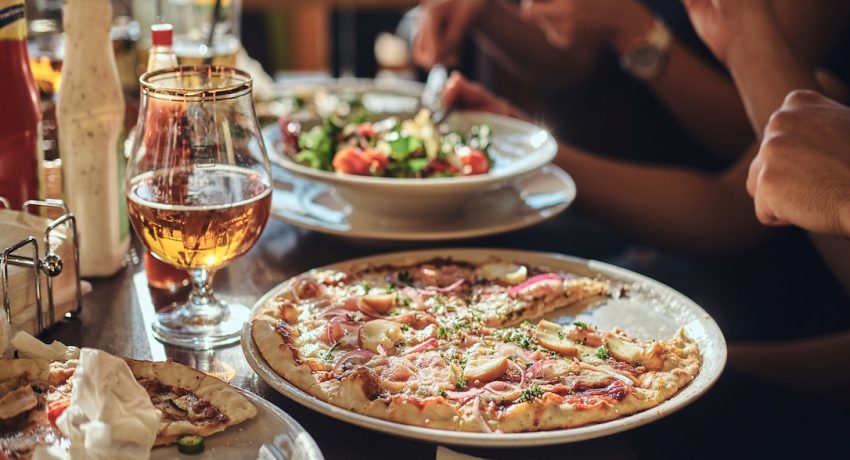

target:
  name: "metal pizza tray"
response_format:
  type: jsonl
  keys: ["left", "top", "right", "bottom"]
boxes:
{"left": 241, "top": 248, "right": 726, "bottom": 448}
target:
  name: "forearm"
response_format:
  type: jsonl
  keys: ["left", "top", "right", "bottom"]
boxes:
{"left": 726, "top": 18, "right": 819, "bottom": 138}
{"left": 472, "top": 1, "right": 599, "bottom": 88}
{"left": 810, "top": 233, "right": 850, "bottom": 298}
{"left": 729, "top": 331, "right": 850, "bottom": 403}
{"left": 602, "top": 6, "right": 753, "bottom": 158}
{"left": 641, "top": 42, "right": 753, "bottom": 158}
{"left": 555, "top": 144, "right": 764, "bottom": 252}
{"left": 843, "top": 200, "right": 850, "bottom": 239}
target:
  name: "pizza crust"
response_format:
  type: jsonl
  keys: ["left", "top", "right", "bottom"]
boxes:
{"left": 124, "top": 359, "right": 257, "bottom": 445}
{"left": 0, "top": 359, "right": 50, "bottom": 387}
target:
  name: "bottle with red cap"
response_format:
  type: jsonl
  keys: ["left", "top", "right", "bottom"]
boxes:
{"left": 147, "top": 23, "right": 178, "bottom": 72}
{"left": 141, "top": 22, "right": 191, "bottom": 293}
{"left": 0, "top": 0, "right": 44, "bottom": 210}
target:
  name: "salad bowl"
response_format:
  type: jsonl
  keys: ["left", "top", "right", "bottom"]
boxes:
{"left": 264, "top": 111, "right": 558, "bottom": 218}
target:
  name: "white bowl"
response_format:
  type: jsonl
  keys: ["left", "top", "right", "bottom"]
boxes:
{"left": 264, "top": 111, "right": 559, "bottom": 218}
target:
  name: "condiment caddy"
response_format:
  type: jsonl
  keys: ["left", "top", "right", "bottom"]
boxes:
{"left": 0, "top": 197, "right": 82, "bottom": 335}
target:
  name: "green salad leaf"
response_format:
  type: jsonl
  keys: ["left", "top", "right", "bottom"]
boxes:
{"left": 297, "top": 124, "right": 335, "bottom": 170}
{"left": 388, "top": 135, "right": 423, "bottom": 161}
{"left": 407, "top": 158, "right": 429, "bottom": 173}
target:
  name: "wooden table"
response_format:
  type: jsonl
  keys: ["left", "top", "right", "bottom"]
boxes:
{"left": 44, "top": 215, "right": 636, "bottom": 459}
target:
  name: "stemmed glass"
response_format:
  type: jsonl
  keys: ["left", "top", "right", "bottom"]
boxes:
{"left": 126, "top": 65, "right": 272, "bottom": 349}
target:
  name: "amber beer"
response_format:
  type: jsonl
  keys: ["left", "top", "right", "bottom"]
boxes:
{"left": 127, "top": 165, "right": 272, "bottom": 271}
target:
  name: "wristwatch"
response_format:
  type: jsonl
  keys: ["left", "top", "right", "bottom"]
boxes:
{"left": 619, "top": 19, "right": 674, "bottom": 80}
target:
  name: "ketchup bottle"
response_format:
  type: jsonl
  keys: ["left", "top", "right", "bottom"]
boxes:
{"left": 0, "top": 0, "right": 43, "bottom": 210}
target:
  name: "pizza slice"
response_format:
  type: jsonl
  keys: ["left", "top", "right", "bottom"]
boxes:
{"left": 0, "top": 359, "right": 75, "bottom": 460}
{"left": 125, "top": 359, "right": 257, "bottom": 445}
{"left": 300, "top": 258, "right": 611, "bottom": 329}
{"left": 0, "top": 357, "right": 256, "bottom": 458}
{"left": 471, "top": 261, "right": 610, "bottom": 326}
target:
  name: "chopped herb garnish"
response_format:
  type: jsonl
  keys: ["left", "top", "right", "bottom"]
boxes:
{"left": 386, "top": 284, "right": 397, "bottom": 292}
{"left": 400, "top": 323, "right": 411, "bottom": 332}
{"left": 455, "top": 376, "right": 468, "bottom": 390}
{"left": 557, "top": 329, "right": 565, "bottom": 340}
{"left": 437, "top": 325, "right": 449, "bottom": 339}
{"left": 573, "top": 321, "right": 588, "bottom": 329}
{"left": 517, "top": 385, "right": 544, "bottom": 403}
{"left": 453, "top": 321, "right": 470, "bottom": 331}
{"left": 596, "top": 346, "right": 610, "bottom": 360}
{"left": 323, "top": 342, "right": 341, "bottom": 361}
{"left": 439, "top": 390, "right": 449, "bottom": 398}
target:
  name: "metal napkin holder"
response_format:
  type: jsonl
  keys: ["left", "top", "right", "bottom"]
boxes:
{"left": 0, "top": 197, "right": 83, "bottom": 335}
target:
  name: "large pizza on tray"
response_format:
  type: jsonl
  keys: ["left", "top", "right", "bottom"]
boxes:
{"left": 251, "top": 256, "right": 701, "bottom": 432}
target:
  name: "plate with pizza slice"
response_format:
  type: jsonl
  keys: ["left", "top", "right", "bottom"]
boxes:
{"left": 0, "top": 358, "right": 323, "bottom": 459}
{"left": 243, "top": 248, "right": 726, "bottom": 447}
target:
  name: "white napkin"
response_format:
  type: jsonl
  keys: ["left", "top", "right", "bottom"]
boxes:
{"left": 36, "top": 348, "right": 161, "bottom": 460}
{"left": 9, "top": 331, "right": 79, "bottom": 360}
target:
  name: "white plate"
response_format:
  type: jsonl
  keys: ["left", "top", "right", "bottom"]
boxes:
{"left": 264, "top": 112, "right": 559, "bottom": 218}
{"left": 241, "top": 249, "right": 727, "bottom": 448}
{"left": 151, "top": 389, "right": 323, "bottom": 460}
{"left": 270, "top": 164, "right": 575, "bottom": 241}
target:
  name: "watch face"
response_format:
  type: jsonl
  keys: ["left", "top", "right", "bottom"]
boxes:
{"left": 630, "top": 44, "right": 663, "bottom": 76}
{"left": 631, "top": 45, "right": 662, "bottom": 68}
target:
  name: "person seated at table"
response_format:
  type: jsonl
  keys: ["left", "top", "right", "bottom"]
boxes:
{"left": 635, "top": 2, "right": 850, "bottom": 456}
{"left": 439, "top": 0, "right": 850, "bottom": 345}
{"left": 683, "top": 0, "right": 850, "bottom": 391}
{"left": 413, "top": 0, "right": 850, "bottom": 171}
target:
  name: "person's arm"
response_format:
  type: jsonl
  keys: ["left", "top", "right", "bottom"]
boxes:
{"left": 523, "top": 0, "right": 848, "bottom": 158}
{"left": 729, "top": 332, "right": 850, "bottom": 405}
{"left": 470, "top": 0, "right": 601, "bottom": 88}
{"left": 616, "top": 0, "right": 849, "bottom": 156}
{"left": 413, "top": 0, "right": 602, "bottom": 88}
{"left": 443, "top": 72, "right": 764, "bottom": 253}
{"left": 554, "top": 143, "right": 764, "bottom": 253}
{"left": 684, "top": 0, "right": 850, "bottom": 138}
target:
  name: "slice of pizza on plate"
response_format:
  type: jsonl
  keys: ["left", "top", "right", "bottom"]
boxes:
{"left": 0, "top": 355, "right": 256, "bottom": 459}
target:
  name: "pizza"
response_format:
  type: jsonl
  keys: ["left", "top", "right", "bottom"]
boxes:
{"left": 125, "top": 359, "right": 256, "bottom": 445}
{"left": 251, "top": 256, "right": 701, "bottom": 432}
{"left": 0, "top": 358, "right": 256, "bottom": 459}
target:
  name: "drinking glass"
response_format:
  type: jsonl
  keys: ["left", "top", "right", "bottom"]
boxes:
{"left": 131, "top": 0, "right": 241, "bottom": 67}
{"left": 126, "top": 65, "right": 272, "bottom": 349}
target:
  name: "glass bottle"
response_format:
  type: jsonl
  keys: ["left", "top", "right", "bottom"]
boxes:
{"left": 141, "top": 22, "right": 191, "bottom": 293}
{"left": 147, "top": 23, "right": 178, "bottom": 71}
{"left": 0, "top": 0, "right": 43, "bottom": 210}
{"left": 57, "top": 0, "right": 129, "bottom": 277}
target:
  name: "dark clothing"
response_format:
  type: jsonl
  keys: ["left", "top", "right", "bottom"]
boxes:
{"left": 626, "top": 370, "right": 850, "bottom": 459}
{"left": 609, "top": 229, "right": 850, "bottom": 343}
{"left": 541, "top": 0, "right": 728, "bottom": 171}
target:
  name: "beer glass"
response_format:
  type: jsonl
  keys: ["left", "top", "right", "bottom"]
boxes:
{"left": 126, "top": 65, "right": 271, "bottom": 349}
